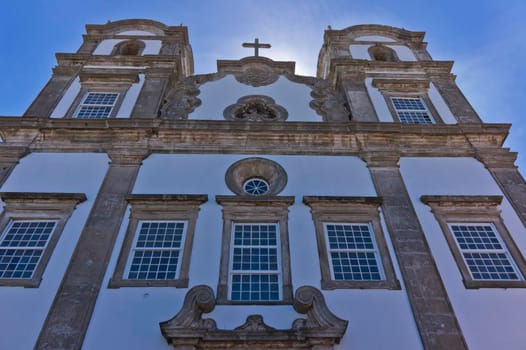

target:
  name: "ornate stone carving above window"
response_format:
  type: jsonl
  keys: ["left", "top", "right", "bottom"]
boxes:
{"left": 223, "top": 95, "right": 288, "bottom": 122}
{"left": 159, "top": 284, "right": 348, "bottom": 349}
{"left": 309, "top": 80, "right": 351, "bottom": 122}
{"left": 234, "top": 65, "right": 279, "bottom": 87}
{"left": 225, "top": 157, "right": 287, "bottom": 196}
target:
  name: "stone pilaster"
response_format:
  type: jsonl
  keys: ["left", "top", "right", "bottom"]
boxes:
{"left": 24, "top": 66, "right": 80, "bottom": 118}
{"left": 476, "top": 148, "right": 526, "bottom": 228}
{"left": 340, "top": 73, "right": 378, "bottom": 122}
{"left": 362, "top": 152, "right": 467, "bottom": 350}
{"left": 34, "top": 150, "right": 147, "bottom": 350}
{"left": 430, "top": 75, "right": 481, "bottom": 123}
{"left": 132, "top": 68, "right": 172, "bottom": 118}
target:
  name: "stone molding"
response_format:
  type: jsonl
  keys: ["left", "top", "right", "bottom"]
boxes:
{"left": 159, "top": 284, "right": 348, "bottom": 349}
{"left": 0, "top": 118, "right": 511, "bottom": 160}
{"left": 372, "top": 78, "right": 430, "bottom": 93}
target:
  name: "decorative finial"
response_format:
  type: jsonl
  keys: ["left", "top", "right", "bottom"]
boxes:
{"left": 242, "top": 38, "right": 271, "bottom": 57}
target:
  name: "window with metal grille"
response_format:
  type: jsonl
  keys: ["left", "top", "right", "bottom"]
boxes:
{"left": 229, "top": 223, "right": 281, "bottom": 301}
{"left": 324, "top": 223, "right": 384, "bottom": 281}
{"left": 0, "top": 220, "right": 57, "bottom": 279}
{"left": 449, "top": 223, "right": 522, "bottom": 281}
{"left": 126, "top": 221, "right": 187, "bottom": 280}
{"left": 74, "top": 92, "right": 119, "bottom": 119}
{"left": 391, "top": 97, "right": 434, "bottom": 124}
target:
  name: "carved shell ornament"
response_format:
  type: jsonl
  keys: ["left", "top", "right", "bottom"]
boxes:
{"left": 234, "top": 65, "right": 279, "bottom": 87}
{"left": 223, "top": 95, "right": 288, "bottom": 122}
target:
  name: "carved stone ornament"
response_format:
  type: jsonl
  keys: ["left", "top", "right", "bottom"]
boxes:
{"left": 160, "top": 285, "right": 348, "bottom": 349}
{"left": 309, "top": 79, "right": 350, "bottom": 122}
{"left": 225, "top": 157, "right": 288, "bottom": 196}
{"left": 223, "top": 95, "right": 288, "bottom": 122}
{"left": 234, "top": 64, "right": 279, "bottom": 87}
{"left": 159, "top": 77, "right": 202, "bottom": 119}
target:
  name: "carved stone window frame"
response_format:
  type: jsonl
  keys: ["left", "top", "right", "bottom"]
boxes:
{"left": 372, "top": 78, "right": 443, "bottom": 124}
{"left": 421, "top": 195, "right": 526, "bottom": 289}
{"left": 0, "top": 192, "right": 87, "bottom": 288}
{"left": 216, "top": 195, "right": 295, "bottom": 304}
{"left": 108, "top": 194, "right": 207, "bottom": 288}
{"left": 66, "top": 71, "right": 140, "bottom": 119}
{"left": 303, "top": 196, "right": 400, "bottom": 290}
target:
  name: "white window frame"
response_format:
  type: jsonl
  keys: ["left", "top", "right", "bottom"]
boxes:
{"left": 124, "top": 220, "right": 188, "bottom": 281}
{"left": 448, "top": 222, "right": 523, "bottom": 282}
{"left": 323, "top": 222, "right": 385, "bottom": 282}
{"left": 391, "top": 96, "right": 435, "bottom": 124}
{"left": 74, "top": 92, "right": 119, "bottom": 119}
{"left": 228, "top": 222, "right": 282, "bottom": 302}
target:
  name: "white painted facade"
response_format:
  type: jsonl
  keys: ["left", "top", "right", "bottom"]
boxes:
{"left": 0, "top": 153, "right": 108, "bottom": 350}
{"left": 190, "top": 76, "right": 321, "bottom": 122}
{"left": 83, "top": 154, "right": 422, "bottom": 349}
{"left": 401, "top": 157, "right": 526, "bottom": 350}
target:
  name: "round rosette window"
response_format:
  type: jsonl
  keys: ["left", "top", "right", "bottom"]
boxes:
{"left": 225, "top": 158, "right": 287, "bottom": 196}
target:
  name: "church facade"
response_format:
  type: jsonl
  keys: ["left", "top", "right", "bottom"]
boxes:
{"left": 1, "top": 19, "right": 526, "bottom": 349}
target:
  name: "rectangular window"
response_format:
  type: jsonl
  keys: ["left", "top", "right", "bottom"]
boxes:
{"left": 229, "top": 223, "right": 281, "bottom": 302}
{"left": 74, "top": 92, "right": 119, "bottom": 119}
{"left": 391, "top": 97, "right": 434, "bottom": 124}
{"left": 325, "top": 223, "right": 384, "bottom": 281}
{"left": 0, "top": 220, "right": 57, "bottom": 279}
{"left": 449, "top": 223, "right": 522, "bottom": 281}
{"left": 303, "top": 196, "right": 400, "bottom": 290}
{"left": 126, "top": 221, "right": 187, "bottom": 281}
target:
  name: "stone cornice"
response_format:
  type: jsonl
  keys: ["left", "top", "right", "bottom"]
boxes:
{"left": 55, "top": 53, "right": 180, "bottom": 68}
{"left": 0, "top": 118, "right": 511, "bottom": 158}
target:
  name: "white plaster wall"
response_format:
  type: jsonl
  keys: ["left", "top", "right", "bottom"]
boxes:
{"left": 349, "top": 44, "right": 371, "bottom": 59}
{"left": 93, "top": 39, "right": 161, "bottom": 55}
{"left": 429, "top": 82, "right": 457, "bottom": 124}
{"left": 365, "top": 77, "right": 394, "bottom": 122}
{"left": 116, "top": 74, "right": 144, "bottom": 118}
{"left": 190, "top": 76, "right": 321, "bottom": 122}
{"left": 0, "top": 153, "right": 108, "bottom": 350}
{"left": 51, "top": 77, "right": 81, "bottom": 118}
{"left": 354, "top": 35, "right": 395, "bottom": 42}
{"left": 400, "top": 157, "right": 526, "bottom": 350}
{"left": 84, "top": 154, "right": 422, "bottom": 350}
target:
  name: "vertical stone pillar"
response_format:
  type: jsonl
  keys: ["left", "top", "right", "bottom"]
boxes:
{"left": 0, "top": 147, "right": 29, "bottom": 187}
{"left": 476, "top": 148, "right": 526, "bottom": 228}
{"left": 24, "top": 66, "right": 80, "bottom": 118}
{"left": 362, "top": 153, "right": 467, "bottom": 350}
{"left": 431, "top": 75, "right": 481, "bottom": 123}
{"left": 340, "top": 73, "right": 379, "bottom": 122}
{"left": 35, "top": 151, "right": 148, "bottom": 350}
{"left": 132, "top": 68, "right": 172, "bottom": 118}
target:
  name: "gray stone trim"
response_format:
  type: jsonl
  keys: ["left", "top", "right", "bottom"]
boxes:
{"left": 159, "top": 284, "right": 348, "bottom": 349}
{"left": 35, "top": 159, "right": 142, "bottom": 350}
{"left": 431, "top": 78, "right": 481, "bottom": 123}
{"left": 224, "top": 157, "right": 287, "bottom": 196}
{"left": 0, "top": 117, "right": 510, "bottom": 157}
{"left": 364, "top": 159, "right": 468, "bottom": 350}
{"left": 215, "top": 195, "right": 295, "bottom": 305}
{"left": 303, "top": 196, "right": 400, "bottom": 290}
{"left": 421, "top": 195, "right": 526, "bottom": 289}
{"left": 0, "top": 146, "right": 29, "bottom": 187}
{"left": 340, "top": 78, "right": 379, "bottom": 122}
{"left": 132, "top": 68, "right": 172, "bottom": 118}
{"left": 0, "top": 192, "right": 86, "bottom": 288}
{"left": 109, "top": 194, "right": 207, "bottom": 288}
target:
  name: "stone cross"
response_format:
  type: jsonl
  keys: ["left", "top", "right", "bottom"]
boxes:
{"left": 242, "top": 38, "right": 271, "bottom": 57}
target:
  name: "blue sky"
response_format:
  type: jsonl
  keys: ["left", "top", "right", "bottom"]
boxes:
{"left": 1, "top": 0, "right": 525, "bottom": 171}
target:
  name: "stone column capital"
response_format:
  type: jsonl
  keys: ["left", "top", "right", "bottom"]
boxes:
{"left": 360, "top": 151, "right": 400, "bottom": 168}
{"left": 107, "top": 149, "right": 150, "bottom": 166}
{"left": 475, "top": 147, "right": 518, "bottom": 169}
